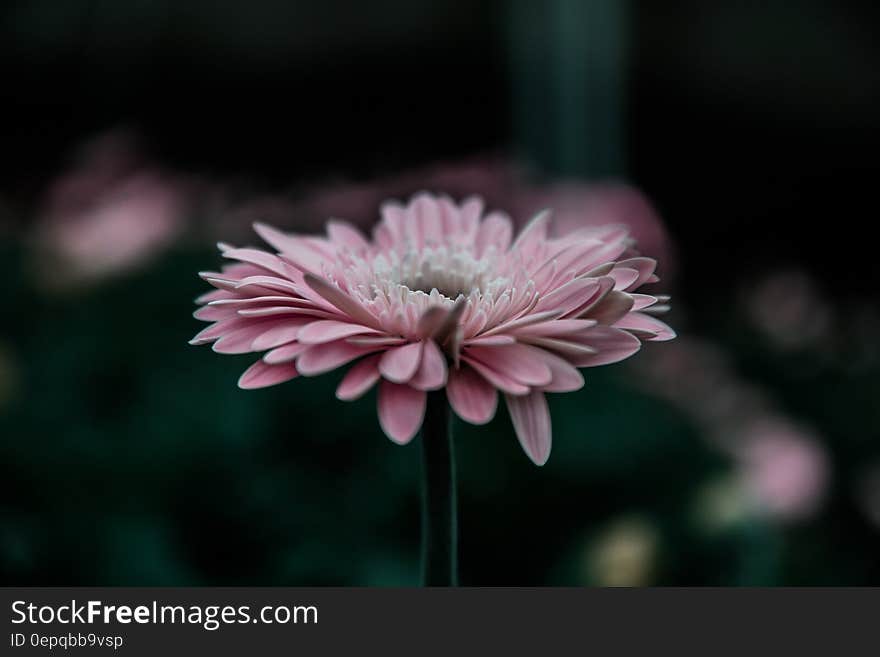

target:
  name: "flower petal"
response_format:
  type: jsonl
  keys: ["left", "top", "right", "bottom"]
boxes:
{"left": 573, "top": 327, "right": 642, "bottom": 367}
{"left": 252, "top": 319, "right": 312, "bottom": 351}
{"left": 511, "top": 209, "right": 550, "bottom": 255}
{"left": 297, "top": 341, "right": 379, "bottom": 376}
{"left": 213, "top": 322, "right": 278, "bottom": 354}
{"left": 465, "top": 343, "right": 553, "bottom": 387}
{"left": 476, "top": 211, "right": 513, "bottom": 256}
{"left": 238, "top": 360, "right": 299, "bottom": 389}
{"left": 297, "top": 319, "right": 380, "bottom": 345}
{"left": 511, "top": 318, "right": 597, "bottom": 338}
{"left": 446, "top": 366, "right": 498, "bottom": 424}
{"left": 585, "top": 290, "right": 635, "bottom": 325}
{"left": 505, "top": 391, "right": 552, "bottom": 466}
{"left": 253, "top": 222, "right": 325, "bottom": 273}
{"left": 263, "top": 342, "right": 308, "bottom": 364}
{"left": 327, "top": 220, "right": 370, "bottom": 252}
{"left": 336, "top": 354, "right": 382, "bottom": 400}
{"left": 533, "top": 277, "right": 602, "bottom": 315}
{"left": 461, "top": 356, "right": 530, "bottom": 396}
{"left": 303, "top": 273, "right": 379, "bottom": 328}
{"left": 538, "top": 350, "right": 585, "bottom": 392}
{"left": 221, "top": 247, "right": 298, "bottom": 279}
{"left": 409, "top": 339, "right": 447, "bottom": 390}
{"left": 616, "top": 257, "right": 658, "bottom": 290}
{"left": 377, "top": 381, "right": 426, "bottom": 444}
{"left": 379, "top": 341, "right": 424, "bottom": 383}
{"left": 614, "top": 312, "right": 677, "bottom": 341}
{"left": 608, "top": 267, "right": 640, "bottom": 291}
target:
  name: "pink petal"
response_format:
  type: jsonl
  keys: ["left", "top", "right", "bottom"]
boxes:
{"left": 253, "top": 221, "right": 300, "bottom": 252}
{"left": 198, "top": 273, "right": 242, "bottom": 294}
{"left": 195, "top": 287, "right": 235, "bottom": 304}
{"left": 378, "top": 202, "right": 406, "bottom": 245}
{"left": 238, "top": 360, "right": 299, "bottom": 389}
{"left": 327, "top": 220, "right": 369, "bottom": 252}
{"left": 409, "top": 340, "right": 447, "bottom": 390}
{"left": 238, "top": 306, "right": 334, "bottom": 319}
{"left": 630, "top": 293, "right": 658, "bottom": 311}
{"left": 511, "top": 209, "right": 550, "bottom": 255}
{"left": 379, "top": 341, "right": 424, "bottom": 383}
{"left": 411, "top": 193, "right": 442, "bottom": 246}
{"left": 297, "top": 319, "right": 380, "bottom": 345}
{"left": 446, "top": 366, "right": 498, "bottom": 425}
{"left": 263, "top": 342, "right": 308, "bottom": 364}
{"left": 568, "top": 276, "right": 616, "bottom": 318}
{"left": 189, "top": 319, "right": 240, "bottom": 345}
{"left": 222, "top": 247, "right": 297, "bottom": 279}
{"left": 608, "top": 267, "right": 640, "bottom": 291}
{"left": 212, "top": 322, "right": 278, "bottom": 354}
{"left": 190, "top": 313, "right": 279, "bottom": 345}
{"left": 297, "top": 341, "right": 379, "bottom": 376}
{"left": 505, "top": 391, "right": 552, "bottom": 466}
{"left": 614, "top": 312, "right": 677, "bottom": 341}
{"left": 336, "top": 354, "right": 382, "bottom": 400}
{"left": 461, "top": 356, "right": 530, "bottom": 395}
{"left": 252, "top": 319, "right": 312, "bottom": 351}
{"left": 253, "top": 222, "right": 325, "bottom": 273}
{"left": 538, "top": 350, "right": 585, "bottom": 392}
{"left": 377, "top": 381, "right": 426, "bottom": 444}
{"left": 437, "top": 196, "right": 463, "bottom": 239}
{"left": 585, "top": 290, "right": 635, "bottom": 325}
{"left": 347, "top": 336, "right": 408, "bottom": 346}
{"left": 458, "top": 196, "right": 484, "bottom": 234}
{"left": 533, "top": 277, "right": 602, "bottom": 315}
{"left": 616, "top": 257, "right": 657, "bottom": 290}
{"left": 482, "top": 309, "right": 564, "bottom": 336}
{"left": 573, "top": 327, "right": 642, "bottom": 367}
{"left": 520, "top": 336, "right": 597, "bottom": 359}
{"left": 511, "top": 318, "right": 597, "bottom": 338}
{"left": 464, "top": 335, "right": 517, "bottom": 347}
{"left": 303, "top": 273, "right": 378, "bottom": 328}
{"left": 194, "top": 304, "right": 234, "bottom": 321}
{"left": 465, "top": 343, "right": 553, "bottom": 386}
{"left": 475, "top": 211, "right": 513, "bottom": 256}
{"left": 208, "top": 295, "right": 308, "bottom": 309}
{"left": 234, "top": 275, "right": 302, "bottom": 296}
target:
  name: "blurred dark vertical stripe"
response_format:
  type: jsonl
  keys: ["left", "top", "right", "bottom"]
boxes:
{"left": 507, "top": 0, "right": 630, "bottom": 178}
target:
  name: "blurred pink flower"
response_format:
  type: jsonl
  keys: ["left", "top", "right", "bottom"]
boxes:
{"left": 737, "top": 417, "right": 829, "bottom": 521}
{"left": 514, "top": 182, "right": 675, "bottom": 278}
{"left": 633, "top": 336, "right": 830, "bottom": 523}
{"left": 191, "top": 193, "right": 674, "bottom": 464}
{"left": 34, "top": 132, "right": 188, "bottom": 287}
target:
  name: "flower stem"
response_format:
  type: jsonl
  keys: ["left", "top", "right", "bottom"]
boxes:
{"left": 420, "top": 391, "right": 458, "bottom": 586}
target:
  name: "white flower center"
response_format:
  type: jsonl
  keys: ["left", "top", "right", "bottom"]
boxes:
{"left": 334, "top": 243, "right": 521, "bottom": 322}
{"left": 392, "top": 245, "right": 498, "bottom": 299}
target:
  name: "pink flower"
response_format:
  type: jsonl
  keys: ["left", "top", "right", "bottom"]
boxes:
{"left": 34, "top": 131, "right": 187, "bottom": 287}
{"left": 736, "top": 418, "right": 829, "bottom": 521}
{"left": 191, "top": 193, "right": 674, "bottom": 465}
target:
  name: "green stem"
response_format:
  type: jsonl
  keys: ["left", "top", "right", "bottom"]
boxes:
{"left": 420, "top": 391, "right": 458, "bottom": 586}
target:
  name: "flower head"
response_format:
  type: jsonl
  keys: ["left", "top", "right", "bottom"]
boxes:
{"left": 191, "top": 193, "right": 674, "bottom": 464}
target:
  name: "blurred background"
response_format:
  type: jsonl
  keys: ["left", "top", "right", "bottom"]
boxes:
{"left": 1, "top": 0, "right": 879, "bottom": 585}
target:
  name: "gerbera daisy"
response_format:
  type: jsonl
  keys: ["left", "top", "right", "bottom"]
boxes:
{"left": 190, "top": 192, "right": 674, "bottom": 466}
